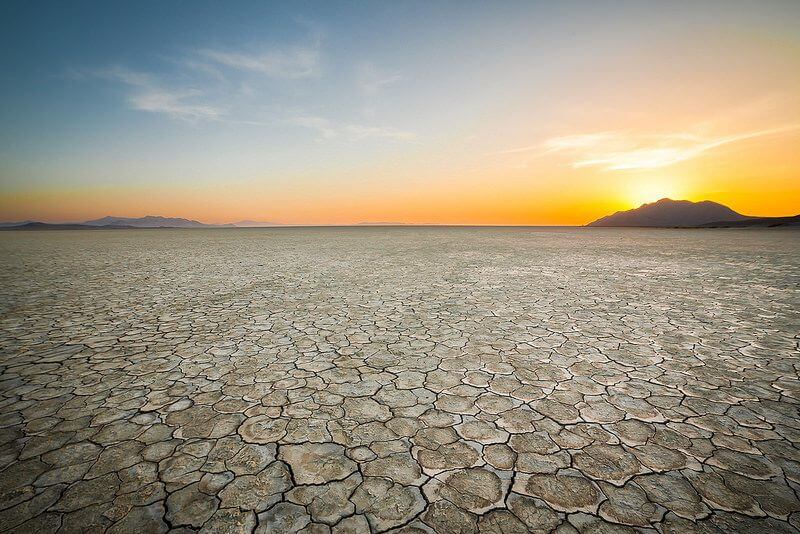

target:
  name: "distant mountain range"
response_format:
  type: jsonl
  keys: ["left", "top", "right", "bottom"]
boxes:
{"left": 84, "top": 215, "right": 226, "bottom": 228}
{"left": 0, "top": 215, "right": 282, "bottom": 230}
{"left": 587, "top": 198, "right": 800, "bottom": 228}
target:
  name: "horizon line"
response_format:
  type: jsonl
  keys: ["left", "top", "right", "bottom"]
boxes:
{"left": 5, "top": 198, "right": 800, "bottom": 228}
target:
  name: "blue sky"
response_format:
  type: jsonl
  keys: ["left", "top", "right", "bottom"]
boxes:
{"left": 1, "top": 1, "right": 799, "bottom": 223}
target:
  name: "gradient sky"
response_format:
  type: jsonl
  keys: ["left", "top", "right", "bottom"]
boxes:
{"left": 1, "top": 0, "right": 799, "bottom": 225}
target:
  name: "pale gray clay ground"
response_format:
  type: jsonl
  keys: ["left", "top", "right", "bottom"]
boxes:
{"left": 1, "top": 227, "right": 799, "bottom": 533}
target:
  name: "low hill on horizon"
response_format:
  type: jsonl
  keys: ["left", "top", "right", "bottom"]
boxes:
{"left": 231, "top": 220, "right": 285, "bottom": 227}
{"left": 0, "top": 222, "right": 137, "bottom": 231}
{"left": 697, "top": 214, "right": 800, "bottom": 228}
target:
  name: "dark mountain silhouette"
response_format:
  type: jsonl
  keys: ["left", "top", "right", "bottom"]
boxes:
{"left": 587, "top": 199, "right": 750, "bottom": 227}
{"left": 84, "top": 215, "right": 232, "bottom": 228}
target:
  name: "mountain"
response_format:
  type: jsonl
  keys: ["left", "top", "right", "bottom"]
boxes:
{"left": 83, "top": 215, "right": 229, "bottom": 228}
{"left": 587, "top": 199, "right": 750, "bottom": 227}
{"left": 0, "top": 220, "right": 35, "bottom": 227}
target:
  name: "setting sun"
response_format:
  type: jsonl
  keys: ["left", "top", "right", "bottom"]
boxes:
{"left": 626, "top": 178, "right": 686, "bottom": 208}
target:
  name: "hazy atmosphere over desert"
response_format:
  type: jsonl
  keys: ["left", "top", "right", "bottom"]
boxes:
{"left": 1, "top": 2, "right": 800, "bottom": 534}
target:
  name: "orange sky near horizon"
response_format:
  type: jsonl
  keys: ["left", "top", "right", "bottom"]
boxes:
{"left": 3, "top": 123, "right": 799, "bottom": 226}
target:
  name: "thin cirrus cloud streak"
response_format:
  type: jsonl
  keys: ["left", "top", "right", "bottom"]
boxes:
{"left": 357, "top": 63, "right": 402, "bottom": 95}
{"left": 128, "top": 89, "right": 223, "bottom": 122}
{"left": 493, "top": 125, "right": 800, "bottom": 171}
{"left": 199, "top": 46, "right": 321, "bottom": 79}
{"left": 287, "top": 116, "right": 416, "bottom": 142}
{"left": 95, "top": 66, "right": 224, "bottom": 121}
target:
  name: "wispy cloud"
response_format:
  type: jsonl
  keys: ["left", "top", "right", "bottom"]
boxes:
{"left": 493, "top": 125, "right": 800, "bottom": 170}
{"left": 345, "top": 124, "right": 416, "bottom": 141}
{"left": 357, "top": 63, "right": 401, "bottom": 95}
{"left": 80, "top": 28, "right": 417, "bottom": 140}
{"left": 87, "top": 28, "right": 326, "bottom": 122}
{"left": 289, "top": 116, "right": 338, "bottom": 139}
{"left": 85, "top": 65, "right": 415, "bottom": 139}
{"left": 128, "top": 89, "right": 223, "bottom": 121}
{"left": 201, "top": 44, "right": 321, "bottom": 79}
{"left": 288, "top": 115, "right": 415, "bottom": 142}
{"left": 96, "top": 66, "right": 223, "bottom": 121}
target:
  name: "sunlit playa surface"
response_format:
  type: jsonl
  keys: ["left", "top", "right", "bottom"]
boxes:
{"left": 1, "top": 227, "right": 799, "bottom": 532}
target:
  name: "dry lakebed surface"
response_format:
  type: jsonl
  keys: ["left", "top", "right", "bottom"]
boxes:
{"left": 0, "top": 227, "right": 799, "bottom": 533}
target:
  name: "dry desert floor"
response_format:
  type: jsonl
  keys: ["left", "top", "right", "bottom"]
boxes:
{"left": 1, "top": 227, "right": 799, "bottom": 533}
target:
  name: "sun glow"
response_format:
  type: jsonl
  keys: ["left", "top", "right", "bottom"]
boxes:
{"left": 627, "top": 179, "right": 685, "bottom": 208}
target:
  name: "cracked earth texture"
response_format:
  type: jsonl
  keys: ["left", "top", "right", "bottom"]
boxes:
{"left": 1, "top": 227, "right": 799, "bottom": 533}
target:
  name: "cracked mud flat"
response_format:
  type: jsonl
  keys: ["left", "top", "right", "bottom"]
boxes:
{"left": 1, "top": 227, "right": 799, "bottom": 533}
